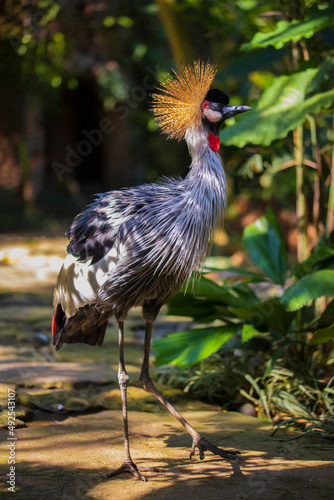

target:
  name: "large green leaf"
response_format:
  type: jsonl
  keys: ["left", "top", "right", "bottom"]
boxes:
{"left": 242, "top": 5, "right": 334, "bottom": 51}
{"left": 167, "top": 275, "right": 239, "bottom": 321}
{"left": 280, "top": 270, "right": 334, "bottom": 311}
{"left": 220, "top": 69, "right": 334, "bottom": 147}
{"left": 167, "top": 276, "right": 259, "bottom": 322}
{"left": 243, "top": 214, "right": 288, "bottom": 284}
{"left": 167, "top": 297, "right": 220, "bottom": 323}
{"left": 153, "top": 325, "right": 240, "bottom": 368}
{"left": 266, "top": 206, "right": 288, "bottom": 266}
{"left": 309, "top": 325, "right": 334, "bottom": 346}
{"left": 229, "top": 298, "right": 295, "bottom": 335}
{"left": 189, "top": 276, "right": 259, "bottom": 305}
{"left": 217, "top": 282, "right": 260, "bottom": 307}
{"left": 187, "top": 275, "right": 224, "bottom": 298}
{"left": 241, "top": 324, "right": 269, "bottom": 342}
{"left": 308, "top": 55, "right": 334, "bottom": 93}
{"left": 293, "top": 244, "right": 334, "bottom": 279}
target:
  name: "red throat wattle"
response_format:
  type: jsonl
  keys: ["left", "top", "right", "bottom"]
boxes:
{"left": 208, "top": 131, "right": 220, "bottom": 152}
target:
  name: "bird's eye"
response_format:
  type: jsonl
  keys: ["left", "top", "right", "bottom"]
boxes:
{"left": 211, "top": 103, "right": 220, "bottom": 111}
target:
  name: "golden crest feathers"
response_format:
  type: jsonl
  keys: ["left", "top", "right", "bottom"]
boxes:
{"left": 152, "top": 61, "right": 217, "bottom": 140}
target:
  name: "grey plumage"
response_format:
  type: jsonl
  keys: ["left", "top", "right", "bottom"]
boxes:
{"left": 99, "top": 128, "right": 227, "bottom": 310}
{"left": 53, "top": 127, "right": 226, "bottom": 347}
{"left": 52, "top": 62, "right": 251, "bottom": 480}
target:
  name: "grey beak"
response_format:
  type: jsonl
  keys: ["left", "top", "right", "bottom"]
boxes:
{"left": 234, "top": 105, "right": 252, "bottom": 113}
{"left": 224, "top": 105, "right": 252, "bottom": 118}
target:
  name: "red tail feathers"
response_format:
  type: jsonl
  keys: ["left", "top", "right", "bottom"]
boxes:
{"left": 52, "top": 304, "right": 65, "bottom": 339}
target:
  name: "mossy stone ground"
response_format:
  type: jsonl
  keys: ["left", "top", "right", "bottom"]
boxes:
{"left": 0, "top": 237, "right": 333, "bottom": 499}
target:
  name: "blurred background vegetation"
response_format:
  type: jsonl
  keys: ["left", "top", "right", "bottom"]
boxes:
{"left": 0, "top": 0, "right": 333, "bottom": 440}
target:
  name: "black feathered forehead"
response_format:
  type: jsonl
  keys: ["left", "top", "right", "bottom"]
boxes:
{"left": 204, "top": 89, "right": 229, "bottom": 105}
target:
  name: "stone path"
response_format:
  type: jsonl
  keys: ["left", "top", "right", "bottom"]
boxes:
{"left": 0, "top": 236, "right": 333, "bottom": 499}
{"left": 1, "top": 409, "right": 334, "bottom": 499}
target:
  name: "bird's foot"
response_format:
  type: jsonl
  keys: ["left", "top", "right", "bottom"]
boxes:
{"left": 190, "top": 435, "right": 240, "bottom": 462}
{"left": 105, "top": 460, "right": 161, "bottom": 482}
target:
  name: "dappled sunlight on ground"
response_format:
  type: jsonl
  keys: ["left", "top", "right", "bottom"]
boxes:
{"left": 0, "top": 236, "right": 333, "bottom": 499}
{"left": 0, "top": 236, "right": 67, "bottom": 292}
{"left": 1, "top": 410, "right": 333, "bottom": 499}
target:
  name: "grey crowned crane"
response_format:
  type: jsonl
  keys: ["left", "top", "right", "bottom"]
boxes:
{"left": 52, "top": 61, "right": 251, "bottom": 481}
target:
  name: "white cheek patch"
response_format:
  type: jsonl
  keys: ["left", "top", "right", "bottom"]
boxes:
{"left": 54, "top": 247, "right": 120, "bottom": 318}
{"left": 203, "top": 108, "right": 222, "bottom": 123}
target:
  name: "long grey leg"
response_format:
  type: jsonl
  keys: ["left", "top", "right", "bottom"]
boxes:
{"left": 106, "top": 321, "right": 147, "bottom": 481}
{"left": 140, "top": 320, "right": 240, "bottom": 463}
{"left": 106, "top": 321, "right": 160, "bottom": 482}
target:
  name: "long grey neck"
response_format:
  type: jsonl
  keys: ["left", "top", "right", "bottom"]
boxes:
{"left": 177, "top": 127, "right": 227, "bottom": 274}
{"left": 184, "top": 127, "right": 227, "bottom": 228}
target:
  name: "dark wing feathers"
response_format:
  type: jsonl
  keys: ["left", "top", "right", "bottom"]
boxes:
{"left": 54, "top": 194, "right": 117, "bottom": 350}
{"left": 66, "top": 197, "right": 116, "bottom": 264}
{"left": 53, "top": 313, "right": 109, "bottom": 350}
{"left": 65, "top": 187, "right": 163, "bottom": 265}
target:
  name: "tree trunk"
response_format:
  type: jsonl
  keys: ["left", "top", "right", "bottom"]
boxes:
{"left": 156, "top": 0, "right": 196, "bottom": 63}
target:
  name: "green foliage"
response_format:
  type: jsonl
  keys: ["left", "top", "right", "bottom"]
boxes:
{"left": 317, "top": 300, "right": 334, "bottom": 329}
{"left": 242, "top": 323, "right": 268, "bottom": 342}
{"left": 166, "top": 275, "right": 259, "bottom": 324}
{"left": 241, "top": 4, "right": 334, "bottom": 50}
{"left": 1, "top": 0, "right": 333, "bottom": 429}
{"left": 308, "top": 55, "right": 334, "bottom": 93}
{"left": 220, "top": 69, "right": 334, "bottom": 147}
{"left": 310, "top": 325, "right": 334, "bottom": 346}
{"left": 96, "top": 67, "right": 130, "bottom": 110}
{"left": 154, "top": 325, "right": 239, "bottom": 368}
{"left": 229, "top": 298, "right": 294, "bottom": 335}
{"left": 154, "top": 203, "right": 334, "bottom": 431}
{"left": 243, "top": 210, "right": 287, "bottom": 284}
{"left": 156, "top": 354, "right": 249, "bottom": 408}
{"left": 293, "top": 236, "right": 334, "bottom": 279}
{"left": 281, "top": 270, "right": 334, "bottom": 311}
{"left": 241, "top": 369, "right": 334, "bottom": 441}
{"left": 153, "top": 211, "right": 334, "bottom": 378}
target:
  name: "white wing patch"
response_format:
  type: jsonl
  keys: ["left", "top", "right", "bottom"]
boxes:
{"left": 53, "top": 247, "right": 119, "bottom": 318}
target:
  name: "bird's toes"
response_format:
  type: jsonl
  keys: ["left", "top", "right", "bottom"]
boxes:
{"left": 190, "top": 436, "right": 207, "bottom": 460}
{"left": 105, "top": 461, "right": 148, "bottom": 482}
{"left": 190, "top": 436, "right": 240, "bottom": 462}
{"left": 202, "top": 437, "right": 241, "bottom": 461}
{"left": 189, "top": 441, "right": 195, "bottom": 459}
